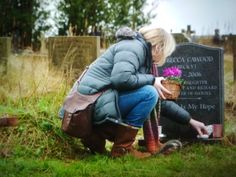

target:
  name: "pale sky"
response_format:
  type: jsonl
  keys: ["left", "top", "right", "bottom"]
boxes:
{"left": 147, "top": 0, "right": 236, "bottom": 35}
{"left": 45, "top": 0, "right": 236, "bottom": 36}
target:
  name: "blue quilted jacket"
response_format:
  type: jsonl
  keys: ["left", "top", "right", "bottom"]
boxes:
{"left": 60, "top": 30, "right": 191, "bottom": 125}
{"left": 77, "top": 33, "right": 191, "bottom": 125}
{"left": 78, "top": 33, "right": 155, "bottom": 124}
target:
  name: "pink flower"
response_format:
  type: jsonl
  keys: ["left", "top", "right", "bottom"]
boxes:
{"left": 163, "top": 66, "right": 182, "bottom": 77}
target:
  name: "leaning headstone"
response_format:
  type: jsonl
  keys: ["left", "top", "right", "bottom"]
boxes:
{"left": 48, "top": 36, "right": 100, "bottom": 76}
{"left": 0, "top": 37, "right": 11, "bottom": 75}
{"left": 159, "top": 43, "right": 224, "bottom": 140}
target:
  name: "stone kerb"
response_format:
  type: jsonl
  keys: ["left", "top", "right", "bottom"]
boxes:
{"left": 48, "top": 36, "right": 100, "bottom": 76}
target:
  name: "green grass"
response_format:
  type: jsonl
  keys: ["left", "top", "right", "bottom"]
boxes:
{"left": 1, "top": 144, "right": 236, "bottom": 177}
{"left": 0, "top": 91, "right": 86, "bottom": 159}
{"left": 0, "top": 53, "right": 236, "bottom": 177}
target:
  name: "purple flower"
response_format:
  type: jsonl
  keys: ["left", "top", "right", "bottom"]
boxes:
{"left": 163, "top": 66, "right": 182, "bottom": 77}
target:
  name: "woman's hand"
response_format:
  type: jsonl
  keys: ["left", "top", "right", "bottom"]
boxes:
{"left": 189, "top": 118, "right": 208, "bottom": 136}
{"left": 153, "top": 77, "right": 172, "bottom": 99}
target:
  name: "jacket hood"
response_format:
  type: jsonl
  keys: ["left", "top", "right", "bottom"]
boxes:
{"left": 115, "top": 27, "right": 137, "bottom": 41}
{"left": 115, "top": 26, "right": 152, "bottom": 74}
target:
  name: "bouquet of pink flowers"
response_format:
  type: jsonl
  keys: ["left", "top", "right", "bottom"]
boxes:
{"left": 162, "top": 66, "right": 185, "bottom": 86}
{"left": 161, "top": 66, "right": 185, "bottom": 100}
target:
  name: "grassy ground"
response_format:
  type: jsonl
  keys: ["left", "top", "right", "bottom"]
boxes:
{"left": 0, "top": 144, "right": 236, "bottom": 177}
{"left": 0, "top": 53, "right": 236, "bottom": 177}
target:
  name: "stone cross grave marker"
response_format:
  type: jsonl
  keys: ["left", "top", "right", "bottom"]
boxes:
{"left": 159, "top": 43, "right": 224, "bottom": 140}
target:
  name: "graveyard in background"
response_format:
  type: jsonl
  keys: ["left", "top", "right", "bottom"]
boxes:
{"left": 0, "top": 25, "right": 235, "bottom": 168}
{"left": 0, "top": 25, "right": 235, "bottom": 102}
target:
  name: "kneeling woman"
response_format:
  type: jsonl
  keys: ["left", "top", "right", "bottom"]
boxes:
{"left": 61, "top": 26, "right": 208, "bottom": 158}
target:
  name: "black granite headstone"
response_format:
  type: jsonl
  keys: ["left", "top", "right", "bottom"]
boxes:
{"left": 159, "top": 43, "right": 224, "bottom": 139}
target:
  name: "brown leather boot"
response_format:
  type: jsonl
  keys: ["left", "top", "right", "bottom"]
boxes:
{"left": 0, "top": 117, "right": 18, "bottom": 127}
{"left": 96, "top": 121, "right": 117, "bottom": 142}
{"left": 81, "top": 132, "right": 106, "bottom": 154}
{"left": 111, "top": 125, "right": 151, "bottom": 158}
{"left": 81, "top": 121, "right": 118, "bottom": 154}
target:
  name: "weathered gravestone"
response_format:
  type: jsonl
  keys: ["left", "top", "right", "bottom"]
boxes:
{"left": 0, "top": 37, "right": 11, "bottom": 74}
{"left": 159, "top": 43, "right": 224, "bottom": 140}
{"left": 48, "top": 36, "right": 100, "bottom": 76}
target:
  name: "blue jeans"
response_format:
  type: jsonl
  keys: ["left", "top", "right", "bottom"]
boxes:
{"left": 118, "top": 85, "right": 159, "bottom": 128}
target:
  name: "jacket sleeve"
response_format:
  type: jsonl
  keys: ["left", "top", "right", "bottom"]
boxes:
{"left": 161, "top": 100, "right": 191, "bottom": 124}
{"left": 110, "top": 41, "right": 154, "bottom": 90}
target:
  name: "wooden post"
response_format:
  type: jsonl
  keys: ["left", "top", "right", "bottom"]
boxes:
{"left": 0, "top": 37, "right": 11, "bottom": 75}
{"left": 232, "top": 37, "right": 236, "bottom": 82}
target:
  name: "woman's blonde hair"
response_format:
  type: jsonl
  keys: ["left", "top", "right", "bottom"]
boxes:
{"left": 139, "top": 27, "right": 176, "bottom": 66}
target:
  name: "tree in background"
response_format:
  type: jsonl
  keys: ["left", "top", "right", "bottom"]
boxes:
{"left": 0, "top": 0, "right": 50, "bottom": 51}
{"left": 0, "top": 0, "right": 156, "bottom": 50}
{"left": 109, "top": 0, "right": 149, "bottom": 31}
{"left": 57, "top": 0, "right": 156, "bottom": 36}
